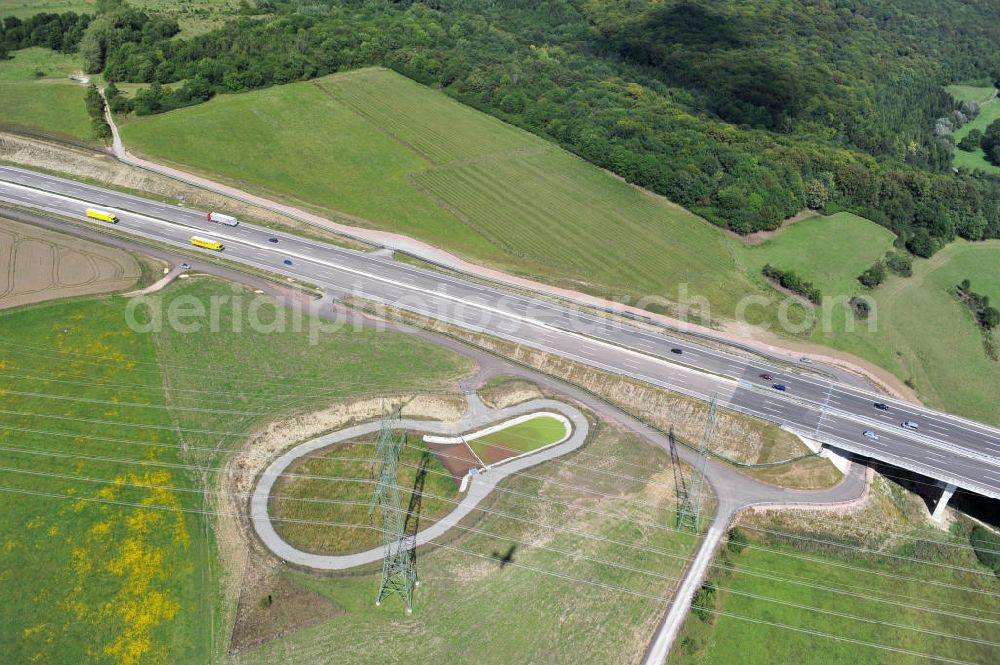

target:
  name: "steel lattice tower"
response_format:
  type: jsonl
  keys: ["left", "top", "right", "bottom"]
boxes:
{"left": 676, "top": 395, "right": 717, "bottom": 533}
{"left": 368, "top": 410, "right": 418, "bottom": 613}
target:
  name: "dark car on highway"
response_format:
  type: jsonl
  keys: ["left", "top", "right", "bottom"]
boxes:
{"left": 874, "top": 402, "right": 889, "bottom": 411}
{"left": 268, "top": 237, "right": 279, "bottom": 243}
{"left": 759, "top": 373, "right": 773, "bottom": 381}
{"left": 283, "top": 259, "right": 293, "bottom": 266}
{"left": 671, "top": 348, "right": 683, "bottom": 354}
{"left": 772, "top": 384, "right": 787, "bottom": 391}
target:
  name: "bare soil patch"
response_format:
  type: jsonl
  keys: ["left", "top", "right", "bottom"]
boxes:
{"left": 425, "top": 440, "right": 480, "bottom": 481}
{"left": 0, "top": 215, "right": 139, "bottom": 309}
{"left": 229, "top": 563, "right": 343, "bottom": 656}
{"left": 729, "top": 209, "right": 821, "bottom": 246}
{"left": 479, "top": 375, "right": 544, "bottom": 409}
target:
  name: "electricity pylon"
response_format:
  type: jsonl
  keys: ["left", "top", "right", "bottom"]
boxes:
{"left": 677, "top": 396, "right": 717, "bottom": 533}
{"left": 368, "top": 410, "right": 417, "bottom": 613}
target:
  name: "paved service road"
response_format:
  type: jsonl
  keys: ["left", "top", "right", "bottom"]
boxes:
{"left": 2, "top": 165, "right": 999, "bottom": 499}
{"left": 251, "top": 397, "right": 589, "bottom": 570}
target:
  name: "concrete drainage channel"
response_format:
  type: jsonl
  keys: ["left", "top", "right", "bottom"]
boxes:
{"left": 249, "top": 397, "right": 587, "bottom": 571}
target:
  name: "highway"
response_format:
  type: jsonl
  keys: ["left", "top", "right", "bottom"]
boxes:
{"left": 2, "top": 164, "right": 999, "bottom": 500}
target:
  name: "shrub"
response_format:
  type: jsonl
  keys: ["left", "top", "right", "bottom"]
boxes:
{"left": 858, "top": 260, "right": 887, "bottom": 288}
{"left": 958, "top": 129, "right": 984, "bottom": 152}
{"left": 885, "top": 250, "right": 913, "bottom": 277}
{"left": 849, "top": 296, "right": 871, "bottom": 318}
{"left": 762, "top": 264, "right": 822, "bottom": 304}
{"left": 906, "top": 228, "right": 937, "bottom": 258}
{"left": 970, "top": 526, "right": 1000, "bottom": 576}
{"left": 727, "top": 527, "right": 749, "bottom": 555}
{"left": 692, "top": 583, "right": 717, "bottom": 622}
{"left": 983, "top": 306, "right": 1000, "bottom": 329}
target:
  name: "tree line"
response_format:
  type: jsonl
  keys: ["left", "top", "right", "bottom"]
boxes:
{"left": 761, "top": 265, "right": 822, "bottom": 305}
{"left": 6, "top": 1, "right": 1000, "bottom": 255}
{"left": 0, "top": 11, "right": 90, "bottom": 58}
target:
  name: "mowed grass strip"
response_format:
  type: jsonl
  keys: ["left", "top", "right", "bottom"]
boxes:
{"left": 120, "top": 67, "right": 755, "bottom": 312}
{"left": 467, "top": 413, "right": 568, "bottom": 463}
{"left": 413, "top": 145, "right": 751, "bottom": 304}
{"left": 270, "top": 437, "right": 459, "bottom": 555}
{"left": 317, "top": 68, "right": 539, "bottom": 164}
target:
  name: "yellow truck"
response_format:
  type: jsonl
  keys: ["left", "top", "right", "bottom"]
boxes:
{"left": 190, "top": 236, "right": 224, "bottom": 251}
{"left": 85, "top": 208, "right": 118, "bottom": 223}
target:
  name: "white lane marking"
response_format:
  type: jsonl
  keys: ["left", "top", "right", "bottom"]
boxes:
{"left": 0, "top": 180, "right": 738, "bottom": 398}
{"left": 6, "top": 176, "right": 1000, "bottom": 486}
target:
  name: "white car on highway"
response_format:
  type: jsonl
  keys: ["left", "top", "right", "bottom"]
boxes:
{"left": 863, "top": 430, "right": 880, "bottom": 441}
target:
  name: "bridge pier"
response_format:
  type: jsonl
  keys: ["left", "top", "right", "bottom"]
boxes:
{"left": 931, "top": 482, "right": 957, "bottom": 521}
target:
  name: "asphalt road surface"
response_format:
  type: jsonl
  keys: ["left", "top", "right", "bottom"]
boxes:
{"left": 2, "top": 164, "right": 998, "bottom": 499}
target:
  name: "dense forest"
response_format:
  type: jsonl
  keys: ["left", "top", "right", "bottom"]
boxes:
{"left": 4, "top": 0, "right": 1000, "bottom": 253}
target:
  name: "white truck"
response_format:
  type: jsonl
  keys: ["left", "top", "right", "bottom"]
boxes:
{"left": 207, "top": 211, "right": 239, "bottom": 226}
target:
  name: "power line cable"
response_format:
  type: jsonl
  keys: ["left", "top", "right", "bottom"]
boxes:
{"left": 0, "top": 442, "right": 995, "bottom": 602}
{"left": 0, "top": 480, "right": 988, "bottom": 665}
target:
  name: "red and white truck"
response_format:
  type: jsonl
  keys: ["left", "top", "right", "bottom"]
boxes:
{"left": 207, "top": 211, "right": 239, "bottom": 226}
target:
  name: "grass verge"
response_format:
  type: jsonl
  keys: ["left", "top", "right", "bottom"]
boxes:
{"left": 670, "top": 473, "right": 1000, "bottom": 664}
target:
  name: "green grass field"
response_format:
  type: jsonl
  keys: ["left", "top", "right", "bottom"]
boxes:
{"left": 241, "top": 425, "right": 700, "bottom": 665}
{"left": 740, "top": 212, "right": 896, "bottom": 296}
{"left": 953, "top": 95, "right": 1000, "bottom": 174}
{"left": 0, "top": 46, "right": 83, "bottom": 81}
{"left": 670, "top": 537, "right": 1000, "bottom": 664}
{"left": 0, "top": 47, "right": 94, "bottom": 141}
{"left": 945, "top": 83, "right": 996, "bottom": 104}
{"left": 741, "top": 213, "right": 1000, "bottom": 424}
{"left": 670, "top": 479, "right": 1000, "bottom": 665}
{"left": 0, "top": 0, "right": 94, "bottom": 17}
{"left": 271, "top": 437, "right": 460, "bottom": 555}
{"left": 119, "top": 67, "right": 756, "bottom": 311}
{"left": 469, "top": 414, "right": 568, "bottom": 461}
{"left": 0, "top": 293, "right": 214, "bottom": 665}
{"left": 824, "top": 239, "right": 1000, "bottom": 424}
{"left": 0, "top": 275, "right": 474, "bottom": 662}
{"left": 0, "top": 79, "right": 92, "bottom": 140}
